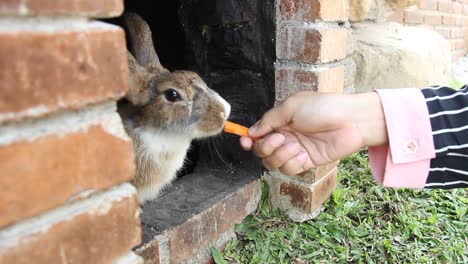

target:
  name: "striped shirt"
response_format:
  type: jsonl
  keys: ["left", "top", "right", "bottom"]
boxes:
{"left": 368, "top": 86, "right": 467, "bottom": 190}
{"left": 421, "top": 85, "right": 468, "bottom": 189}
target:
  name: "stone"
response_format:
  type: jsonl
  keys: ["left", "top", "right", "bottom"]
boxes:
{"left": 352, "top": 22, "right": 451, "bottom": 93}
{"left": 349, "top": 0, "right": 420, "bottom": 22}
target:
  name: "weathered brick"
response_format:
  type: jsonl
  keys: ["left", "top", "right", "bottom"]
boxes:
{"left": 0, "top": 0, "right": 123, "bottom": 18}
{"left": 135, "top": 241, "right": 160, "bottom": 264}
{"left": 165, "top": 180, "right": 260, "bottom": 264}
{"left": 451, "top": 28, "right": 465, "bottom": 38}
{"left": 456, "top": 16, "right": 465, "bottom": 25}
{"left": 443, "top": 15, "right": 457, "bottom": 25}
{"left": 265, "top": 169, "right": 337, "bottom": 221}
{"left": 0, "top": 184, "right": 141, "bottom": 264}
{"left": 0, "top": 21, "right": 128, "bottom": 124}
{"left": 450, "top": 38, "right": 465, "bottom": 50}
{"left": 437, "top": 0, "right": 453, "bottom": 12}
{"left": 404, "top": 10, "right": 424, "bottom": 24}
{"left": 420, "top": 0, "right": 438, "bottom": 10}
{"left": 294, "top": 161, "right": 339, "bottom": 183}
{"left": 0, "top": 109, "right": 135, "bottom": 228}
{"left": 280, "top": 0, "right": 347, "bottom": 22}
{"left": 424, "top": 14, "right": 443, "bottom": 24}
{"left": 277, "top": 26, "right": 347, "bottom": 64}
{"left": 317, "top": 65, "right": 345, "bottom": 93}
{"left": 279, "top": 171, "right": 336, "bottom": 212}
{"left": 275, "top": 65, "right": 344, "bottom": 102}
{"left": 453, "top": 2, "right": 463, "bottom": 13}
{"left": 388, "top": 10, "right": 404, "bottom": 23}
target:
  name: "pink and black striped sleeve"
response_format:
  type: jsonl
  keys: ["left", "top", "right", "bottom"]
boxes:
{"left": 368, "top": 85, "right": 468, "bottom": 189}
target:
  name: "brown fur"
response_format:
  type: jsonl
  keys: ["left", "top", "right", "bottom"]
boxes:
{"left": 118, "top": 13, "right": 230, "bottom": 203}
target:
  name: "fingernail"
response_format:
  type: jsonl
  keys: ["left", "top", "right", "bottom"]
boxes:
{"left": 270, "top": 133, "right": 285, "bottom": 147}
{"left": 248, "top": 122, "right": 259, "bottom": 135}
{"left": 296, "top": 151, "right": 308, "bottom": 163}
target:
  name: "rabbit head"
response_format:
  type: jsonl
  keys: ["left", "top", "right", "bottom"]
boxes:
{"left": 123, "top": 13, "right": 230, "bottom": 138}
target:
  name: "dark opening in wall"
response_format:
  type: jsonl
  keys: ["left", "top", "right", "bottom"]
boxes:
{"left": 119, "top": 0, "right": 275, "bottom": 246}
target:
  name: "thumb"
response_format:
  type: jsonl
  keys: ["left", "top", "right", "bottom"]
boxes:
{"left": 249, "top": 101, "right": 294, "bottom": 137}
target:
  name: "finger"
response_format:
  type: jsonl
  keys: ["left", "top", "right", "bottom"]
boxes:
{"left": 249, "top": 99, "right": 295, "bottom": 137}
{"left": 279, "top": 151, "right": 310, "bottom": 176}
{"left": 239, "top": 136, "right": 253, "bottom": 151}
{"left": 261, "top": 142, "right": 301, "bottom": 170}
{"left": 252, "top": 133, "right": 285, "bottom": 158}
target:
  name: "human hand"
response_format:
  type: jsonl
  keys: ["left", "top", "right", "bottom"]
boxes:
{"left": 240, "top": 91, "right": 388, "bottom": 176}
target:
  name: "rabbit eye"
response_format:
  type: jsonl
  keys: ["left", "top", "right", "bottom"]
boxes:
{"left": 163, "top": 89, "right": 181, "bottom": 102}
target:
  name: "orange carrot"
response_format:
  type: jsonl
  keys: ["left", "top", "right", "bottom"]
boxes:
{"left": 224, "top": 121, "right": 258, "bottom": 140}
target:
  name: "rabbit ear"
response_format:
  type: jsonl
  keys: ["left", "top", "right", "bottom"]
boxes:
{"left": 124, "top": 13, "right": 169, "bottom": 75}
{"left": 126, "top": 51, "right": 153, "bottom": 106}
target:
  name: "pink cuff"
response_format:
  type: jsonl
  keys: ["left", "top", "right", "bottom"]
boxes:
{"left": 368, "top": 89, "right": 435, "bottom": 188}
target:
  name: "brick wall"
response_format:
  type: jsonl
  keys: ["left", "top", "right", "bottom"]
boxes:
{"left": 0, "top": 1, "right": 142, "bottom": 263}
{"left": 268, "top": 0, "right": 349, "bottom": 222}
{"left": 388, "top": 0, "right": 468, "bottom": 61}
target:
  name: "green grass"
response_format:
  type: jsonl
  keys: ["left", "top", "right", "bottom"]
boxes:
{"left": 215, "top": 151, "right": 468, "bottom": 263}
{"left": 448, "top": 79, "right": 465, "bottom": 90}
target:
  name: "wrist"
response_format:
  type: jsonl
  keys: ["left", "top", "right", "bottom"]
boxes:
{"left": 350, "top": 92, "right": 388, "bottom": 148}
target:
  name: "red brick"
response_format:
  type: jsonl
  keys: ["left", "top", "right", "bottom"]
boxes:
{"left": 443, "top": 15, "right": 457, "bottom": 25}
{"left": 280, "top": 0, "right": 347, "bottom": 22}
{"left": 0, "top": 0, "right": 123, "bottom": 18}
{"left": 451, "top": 28, "right": 465, "bottom": 38}
{"left": 424, "top": 14, "right": 443, "bottom": 24}
{"left": 456, "top": 16, "right": 465, "bottom": 25}
{"left": 420, "top": 0, "right": 438, "bottom": 10}
{"left": 275, "top": 65, "right": 344, "bottom": 102}
{"left": 277, "top": 26, "right": 347, "bottom": 64}
{"left": 317, "top": 65, "right": 345, "bottom": 93}
{"left": 294, "top": 161, "right": 339, "bottom": 183}
{"left": 451, "top": 38, "right": 465, "bottom": 50}
{"left": 279, "top": 170, "right": 336, "bottom": 212}
{"left": 135, "top": 241, "right": 160, "bottom": 264}
{"left": 438, "top": 0, "right": 453, "bottom": 12}
{"left": 404, "top": 10, "right": 424, "bottom": 24}
{"left": 165, "top": 180, "right": 260, "bottom": 264}
{"left": 0, "top": 23, "right": 128, "bottom": 124}
{"left": 453, "top": 2, "right": 463, "bottom": 13}
{"left": 388, "top": 10, "right": 404, "bottom": 23}
{"left": 0, "top": 122, "right": 135, "bottom": 228}
{"left": 0, "top": 184, "right": 141, "bottom": 264}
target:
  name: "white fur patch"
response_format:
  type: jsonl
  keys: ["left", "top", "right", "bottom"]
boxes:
{"left": 216, "top": 93, "right": 231, "bottom": 119}
{"left": 135, "top": 128, "right": 191, "bottom": 203}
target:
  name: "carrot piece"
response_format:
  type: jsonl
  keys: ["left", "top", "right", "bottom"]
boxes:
{"left": 224, "top": 121, "right": 258, "bottom": 139}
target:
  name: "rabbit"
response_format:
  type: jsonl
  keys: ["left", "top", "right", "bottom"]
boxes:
{"left": 118, "top": 13, "right": 231, "bottom": 204}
